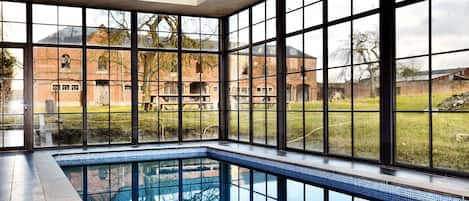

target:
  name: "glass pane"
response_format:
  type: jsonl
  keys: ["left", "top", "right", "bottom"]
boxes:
{"left": 201, "top": 54, "right": 219, "bottom": 82}
{"left": 109, "top": 10, "right": 130, "bottom": 29}
{"left": 183, "top": 112, "right": 201, "bottom": 141}
{"left": 58, "top": 48, "right": 82, "bottom": 80}
{"left": 328, "top": 0, "right": 351, "bottom": 21}
{"left": 286, "top": 9, "right": 302, "bottom": 34}
{"left": 138, "top": 51, "right": 159, "bottom": 81}
{"left": 266, "top": 0, "right": 276, "bottom": 19}
{"left": 201, "top": 34, "right": 218, "bottom": 51}
{"left": 431, "top": 51, "right": 469, "bottom": 111}
{"left": 33, "top": 114, "right": 59, "bottom": 147}
{"left": 354, "top": 112, "right": 379, "bottom": 159}
{"left": 110, "top": 50, "right": 131, "bottom": 81}
{"left": 201, "top": 18, "right": 218, "bottom": 35}
{"left": 252, "top": 2, "right": 266, "bottom": 24}
{"left": 395, "top": 57, "right": 429, "bottom": 111}
{"left": 253, "top": 44, "right": 266, "bottom": 78}
{"left": 239, "top": 111, "right": 250, "bottom": 142}
{"left": 353, "top": 14, "right": 380, "bottom": 64}
{"left": 2, "top": 115, "right": 23, "bottom": 147}
{"left": 304, "top": 71, "right": 322, "bottom": 110}
{"left": 396, "top": 1, "right": 429, "bottom": 58}
{"left": 159, "top": 112, "right": 178, "bottom": 141}
{"left": 286, "top": 34, "right": 303, "bottom": 73}
{"left": 253, "top": 110, "right": 266, "bottom": 144}
{"left": 110, "top": 113, "right": 131, "bottom": 143}
{"left": 328, "top": 22, "right": 351, "bottom": 68}
{"left": 328, "top": 67, "right": 351, "bottom": 110}
{"left": 228, "top": 111, "right": 238, "bottom": 140}
{"left": 252, "top": 22, "right": 266, "bottom": 43}
{"left": 353, "top": 63, "right": 380, "bottom": 110}
{"left": 353, "top": 0, "right": 379, "bottom": 14}
{"left": 182, "top": 16, "right": 199, "bottom": 33}
{"left": 58, "top": 26, "right": 82, "bottom": 45}
{"left": 396, "top": 112, "right": 430, "bottom": 166}
{"left": 3, "top": 22, "right": 26, "bottom": 43}
{"left": 86, "top": 9, "right": 108, "bottom": 27}
{"left": 33, "top": 4, "right": 57, "bottom": 25}
{"left": 33, "top": 24, "right": 58, "bottom": 44}
{"left": 238, "top": 10, "right": 249, "bottom": 29}
{"left": 304, "top": 2, "right": 323, "bottom": 28}
{"left": 3, "top": 2, "right": 26, "bottom": 22}
{"left": 87, "top": 112, "right": 109, "bottom": 145}
{"left": 33, "top": 80, "right": 58, "bottom": 114}
{"left": 159, "top": 52, "right": 178, "bottom": 81}
{"left": 432, "top": 0, "right": 469, "bottom": 53}
{"left": 328, "top": 112, "right": 352, "bottom": 156}
{"left": 305, "top": 112, "right": 323, "bottom": 152}
{"left": 58, "top": 6, "right": 82, "bottom": 26}
{"left": 60, "top": 113, "right": 83, "bottom": 146}
{"left": 202, "top": 111, "right": 219, "bottom": 139}
{"left": 433, "top": 113, "right": 469, "bottom": 172}
{"left": 266, "top": 111, "right": 277, "bottom": 146}
{"left": 138, "top": 112, "right": 158, "bottom": 143}
{"left": 287, "top": 111, "right": 303, "bottom": 149}
{"left": 304, "top": 29, "right": 323, "bottom": 70}
{"left": 86, "top": 27, "right": 108, "bottom": 46}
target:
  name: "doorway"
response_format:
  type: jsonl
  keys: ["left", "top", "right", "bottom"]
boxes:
{"left": 0, "top": 48, "right": 25, "bottom": 149}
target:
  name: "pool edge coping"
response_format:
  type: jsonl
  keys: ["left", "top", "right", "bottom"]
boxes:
{"left": 34, "top": 143, "right": 469, "bottom": 200}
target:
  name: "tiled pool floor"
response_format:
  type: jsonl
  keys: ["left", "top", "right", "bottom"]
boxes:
{"left": 0, "top": 141, "right": 468, "bottom": 201}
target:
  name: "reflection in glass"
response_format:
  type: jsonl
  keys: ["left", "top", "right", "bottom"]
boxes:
{"left": 63, "top": 157, "right": 376, "bottom": 201}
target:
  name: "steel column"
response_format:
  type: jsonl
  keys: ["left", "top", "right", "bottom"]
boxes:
{"left": 379, "top": 0, "right": 396, "bottom": 165}
{"left": 276, "top": 0, "right": 287, "bottom": 150}
{"left": 131, "top": 11, "right": 139, "bottom": 144}
{"left": 219, "top": 17, "right": 230, "bottom": 140}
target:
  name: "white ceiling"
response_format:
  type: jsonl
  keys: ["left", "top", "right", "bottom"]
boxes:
{"left": 32, "top": 0, "right": 260, "bottom": 17}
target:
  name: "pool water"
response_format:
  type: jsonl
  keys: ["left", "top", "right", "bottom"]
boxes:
{"left": 61, "top": 157, "right": 372, "bottom": 201}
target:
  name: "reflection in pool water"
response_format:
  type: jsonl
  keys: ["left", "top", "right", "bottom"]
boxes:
{"left": 61, "top": 158, "right": 370, "bottom": 201}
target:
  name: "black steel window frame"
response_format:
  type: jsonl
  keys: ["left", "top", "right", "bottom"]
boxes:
{"left": 225, "top": 0, "right": 278, "bottom": 147}
{"left": 1, "top": 0, "right": 222, "bottom": 149}
{"left": 392, "top": 0, "right": 469, "bottom": 177}
{"left": 0, "top": 1, "right": 30, "bottom": 151}
{"left": 224, "top": 0, "right": 469, "bottom": 177}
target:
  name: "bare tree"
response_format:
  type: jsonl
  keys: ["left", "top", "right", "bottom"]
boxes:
{"left": 332, "top": 30, "right": 379, "bottom": 98}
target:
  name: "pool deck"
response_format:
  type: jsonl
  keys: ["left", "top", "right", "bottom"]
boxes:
{"left": 0, "top": 141, "right": 468, "bottom": 201}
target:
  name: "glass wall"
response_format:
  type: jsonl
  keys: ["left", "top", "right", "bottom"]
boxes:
{"left": 228, "top": 0, "right": 277, "bottom": 146}
{"left": 33, "top": 4, "right": 84, "bottom": 147}
{"left": 283, "top": 0, "right": 380, "bottom": 159}
{"left": 29, "top": 4, "right": 220, "bottom": 147}
{"left": 137, "top": 13, "right": 179, "bottom": 143}
{"left": 226, "top": 0, "right": 381, "bottom": 158}
{"left": 86, "top": 9, "right": 132, "bottom": 145}
{"left": 181, "top": 16, "right": 219, "bottom": 141}
{"left": 395, "top": 0, "right": 469, "bottom": 172}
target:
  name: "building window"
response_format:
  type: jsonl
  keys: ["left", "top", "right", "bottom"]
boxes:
{"left": 61, "top": 54, "right": 71, "bottom": 69}
{"left": 196, "top": 61, "right": 203, "bottom": 73}
{"left": 52, "top": 84, "right": 60, "bottom": 91}
{"left": 98, "top": 55, "right": 108, "bottom": 71}
{"left": 71, "top": 84, "right": 80, "bottom": 91}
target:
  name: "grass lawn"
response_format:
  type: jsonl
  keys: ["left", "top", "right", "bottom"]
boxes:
{"left": 25, "top": 93, "right": 469, "bottom": 172}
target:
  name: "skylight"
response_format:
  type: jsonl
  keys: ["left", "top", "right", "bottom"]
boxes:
{"left": 138, "top": 0, "right": 207, "bottom": 6}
